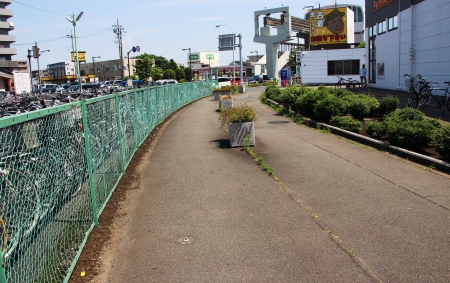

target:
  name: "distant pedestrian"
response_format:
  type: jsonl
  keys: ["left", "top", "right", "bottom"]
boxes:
{"left": 259, "top": 73, "right": 263, "bottom": 85}
{"left": 360, "top": 64, "right": 367, "bottom": 87}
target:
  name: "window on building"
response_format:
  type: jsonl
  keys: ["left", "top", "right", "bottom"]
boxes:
{"left": 113, "top": 65, "right": 117, "bottom": 71}
{"left": 388, "top": 15, "right": 398, "bottom": 31}
{"left": 368, "top": 25, "right": 376, "bottom": 38}
{"left": 106, "top": 66, "right": 110, "bottom": 72}
{"left": 261, "top": 65, "right": 265, "bottom": 73}
{"left": 327, "top": 60, "right": 360, "bottom": 75}
{"left": 97, "top": 67, "right": 100, "bottom": 73}
{"left": 378, "top": 21, "right": 386, "bottom": 35}
{"left": 0, "top": 57, "right": 6, "bottom": 61}
{"left": 369, "top": 38, "right": 376, "bottom": 83}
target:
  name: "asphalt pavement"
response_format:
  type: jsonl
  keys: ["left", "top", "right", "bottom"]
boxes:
{"left": 97, "top": 86, "right": 450, "bottom": 283}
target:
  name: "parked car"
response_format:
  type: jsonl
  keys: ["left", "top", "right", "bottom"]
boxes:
{"left": 248, "top": 75, "right": 269, "bottom": 84}
{"left": 82, "top": 83, "right": 108, "bottom": 90}
{"left": 217, "top": 77, "right": 231, "bottom": 88}
{"left": 230, "top": 77, "right": 241, "bottom": 85}
{"left": 120, "top": 80, "right": 145, "bottom": 87}
{"left": 152, "top": 79, "right": 178, "bottom": 86}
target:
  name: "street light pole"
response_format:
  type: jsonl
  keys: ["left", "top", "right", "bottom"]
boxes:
{"left": 37, "top": 48, "right": 50, "bottom": 88}
{"left": 92, "top": 56, "right": 100, "bottom": 82}
{"left": 66, "top": 11, "right": 84, "bottom": 90}
{"left": 182, "top": 48, "right": 192, "bottom": 81}
{"left": 216, "top": 25, "right": 235, "bottom": 79}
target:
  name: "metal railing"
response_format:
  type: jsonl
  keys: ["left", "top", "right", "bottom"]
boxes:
{"left": 0, "top": 81, "right": 216, "bottom": 283}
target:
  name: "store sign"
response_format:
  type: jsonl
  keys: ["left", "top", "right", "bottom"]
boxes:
{"left": 309, "top": 8, "right": 352, "bottom": 45}
{"left": 295, "top": 51, "right": 302, "bottom": 63}
{"left": 296, "top": 65, "right": 301, "bottom": 77}
{"left": 189, "top": 54, "right": 199, "bottom": 61}
{"left": 374, "top": 0, "right": 395, "bottom": 11}
{"left": 71, "top": 51, "right": 86, "bottom": 62}
{"left": 206, "top": 54, "right": 214, "bottom": 60}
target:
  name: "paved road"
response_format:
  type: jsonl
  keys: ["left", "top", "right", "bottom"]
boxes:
{"left": 96, "top": 87, "right": 450, "bottom": 283}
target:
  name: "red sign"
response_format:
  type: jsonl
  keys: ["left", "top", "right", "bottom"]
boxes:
{"left": 374, "top": 0, "right": 395, "bottom": 11}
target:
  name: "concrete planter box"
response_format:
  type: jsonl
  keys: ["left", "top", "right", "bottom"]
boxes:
{"left": 213, "top": 91, "right": 231, "bottom": 100}
{"left": 228, "top": 122, "right": 255, "bottom": 147}
{"left": 220, "top": 99, "right": 233, "bottom": 110}
{"left": 238, "top": 85, "right": 246, "bottom": 93}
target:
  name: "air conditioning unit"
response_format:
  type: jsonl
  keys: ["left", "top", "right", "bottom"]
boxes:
{"left": 9, "top": 22, "right": 14, "bottom": 29}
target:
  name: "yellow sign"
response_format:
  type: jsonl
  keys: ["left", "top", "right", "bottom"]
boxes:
{"left": 71, "top": 51, "right": 86, "bottom": 62}
{"left": 309, "top": 8, "right": 348, "bottom": 45}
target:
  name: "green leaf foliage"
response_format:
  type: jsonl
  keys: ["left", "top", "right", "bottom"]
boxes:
{"left": 314, "top": 94, "right": 347, "bottom": 122}
{"left": 429, "top": 125, "right": 450, "bottom": 159}
{"left": 366, "top": 120, "right": 387, "bottom": 138}
{"left": 329, "top": 116, "right": 363, "bottom": 133}
{"left": 378, "top": 95, "right": 399, "bottom": 116}
{"left": 265, "top": 86, "right": 282, "bottom": 100}
{"left": 221, "top": 103, "right": 257, "bottom": 123}
{"left": 384, "top": 108, "right": 436, "bottom": 149}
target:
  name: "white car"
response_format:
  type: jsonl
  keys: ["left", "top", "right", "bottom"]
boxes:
{"left": 217, "top": 77, "right": 231, "bottom": 88}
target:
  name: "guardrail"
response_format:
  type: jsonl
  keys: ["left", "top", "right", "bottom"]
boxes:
{"left": 0, "top": 81, "right": 216, "bottom": 283}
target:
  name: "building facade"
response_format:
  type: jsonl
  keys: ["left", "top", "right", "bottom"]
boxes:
{"left": 364, "top": 0, "right": 448, "bottom": 90}
{"left": 0, "top": 0, "right": 21, "bottom": 90}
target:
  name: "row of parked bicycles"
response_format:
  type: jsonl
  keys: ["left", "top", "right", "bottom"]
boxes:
{"left": 404, "top": 74, "right": 450, "bottom": 113}
{"left": 0, "top": 85, "right": 137, "bottom": 118}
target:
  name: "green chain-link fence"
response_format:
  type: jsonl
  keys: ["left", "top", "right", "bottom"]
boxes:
{"left": 0, "top": 81, "right": 216, "bottom": 283}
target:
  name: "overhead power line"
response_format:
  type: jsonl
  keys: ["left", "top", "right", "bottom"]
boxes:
{"left": 12, "top": 0, "right": 69, "bottom": 16}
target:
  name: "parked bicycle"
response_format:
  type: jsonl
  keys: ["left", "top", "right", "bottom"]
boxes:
{"left": 417, "top": 80, "right": 450, "bottom": 113}
{"left": 404, "top": 74, "right": 430, "bottom": 108}
{"left": 335, "top": 76, "right": 361, "bottom": 91}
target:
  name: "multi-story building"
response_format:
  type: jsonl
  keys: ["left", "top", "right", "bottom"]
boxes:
{"left": 0, "top": 0, "right": 20, "bottom": 90}
{"left": 41, "top": 62, "right": 76, "bottom": 84}
{"left": 79, "top": 58, "right": 135, "bottom": 82}
{"left": 364, "top": 0, "right": 449, "bottom": 91}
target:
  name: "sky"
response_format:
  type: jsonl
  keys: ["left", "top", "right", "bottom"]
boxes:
{"left": 10, "top": 0, "right": 365, "bottom": 71}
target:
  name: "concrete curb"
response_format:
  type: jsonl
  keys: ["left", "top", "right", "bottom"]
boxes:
{"left": 263, "top": 97, "right": 450, "bottom": 175}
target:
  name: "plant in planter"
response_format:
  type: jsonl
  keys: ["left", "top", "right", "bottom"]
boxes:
{"left": 212, "top": 86, "right": 236, "bottom": 100}
{"left": 219, "top": 94, "right": 233, "bottom": 110}
{"left": 220, "top": 103, "right": 257, "bottom": 147}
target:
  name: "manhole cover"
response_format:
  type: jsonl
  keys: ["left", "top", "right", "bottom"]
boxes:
{"left": 176, "top": 236, "right": 194, "bottom": 245}
{"left": 267, "top": 121, "right": 289, "bottom": 124}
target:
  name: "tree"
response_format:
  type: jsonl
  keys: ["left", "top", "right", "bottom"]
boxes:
{"left": 154, "top": 56, "right": 169, "bottom": 70}
{"left": 134, "top": 56, "right": 152, "bottom": 82}
{"left": 175, "top": 68, "right": 185, "bottom": 82}
{"left": 167, "top": 59, "right": 178, "bottom": 71}
{"left": 357, "top": 41, "right": 366, "bottom": 48}
{"left": 150, "top": 67, "right": 163, "bottom": 81}
{"left": 184, "top": 67, "right": 193, "bottom": 81}
{"left": 163, "top": 69, "right": 176, "bottom": 80}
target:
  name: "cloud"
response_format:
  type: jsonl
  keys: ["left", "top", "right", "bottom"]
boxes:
{"left": 194, "top": 16, "right": 226, "bottom": 22}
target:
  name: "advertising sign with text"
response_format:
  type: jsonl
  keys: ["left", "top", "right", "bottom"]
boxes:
{"left": 309, "top": 7, "right": 354, "bottom": 45}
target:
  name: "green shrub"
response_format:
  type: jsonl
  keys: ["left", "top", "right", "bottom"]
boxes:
{"left": 366, "top": 120, "right": 387, "bottom": 138}
{"left": 295, "top": 89, "right": 328, "bottom": 118}
{"left": 314, "top": 94, "right": 347, "bottom": 122}
{"left": 213, "top": 85, "right": 234, "bottom": 93}
{"left": 221, "top": 103, "right": 257, "bottom": 123}
{"left": 427, "top": 119, "right": 443, "bottom": 129}
{"left": 329, "top": 116, "right": 362, "bottom": 133}
{"left": 265, "top": 86, "right": 281, "bottom": 101}
{"left": 429, "top": 125, "right": 450, "bottom": 159}
{"left": 345, "top": 95, "right": 379, "bottom": 120}
{"left": 264, "top": 81, "right": 278, "bottom": 87}
{"left": 379, "top": 95, "right": 399, "bottom": 116}
{"left": 279, "top": 87, "right": 300, "bottom": 110}
{"left": 384, "top": 108, "right": 435, "bottom": 149}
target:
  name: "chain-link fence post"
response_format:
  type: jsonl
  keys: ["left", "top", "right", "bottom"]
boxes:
{"left": 115, "top": 93, "right": 126, "bottom": 173}
{"left": 82, "top": 99, "right": 99, "bottom": 227}
{"left": 133, "top": 89, "right": 139, "bottom": 150}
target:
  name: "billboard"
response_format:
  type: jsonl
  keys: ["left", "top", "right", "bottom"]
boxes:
{"left": 71, "top": 51, "right": 87, "bottom": 62}
{"left": 13, "top": 72, "right": 31, "bottom": 94}
{"left": 309, "top": 8, "right": 354, "bottom": 45}
{"left": 189, "top": 53, "right": 199, "bottom": 61}
{"left": 218, "top": 34, "right": 236, "bottom": 51}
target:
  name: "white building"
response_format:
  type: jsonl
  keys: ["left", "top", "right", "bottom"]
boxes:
{"left": 364, "top": 0, "right": 450, "bottom": 91}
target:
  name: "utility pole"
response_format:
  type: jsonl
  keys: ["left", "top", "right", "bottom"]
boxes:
{"left": 27, "top": 49, "right": 33, "bottom": 88}
{"left": 67, "top": 29, "right": 74, "bottom": 52}
{"left": 112, "top": 19, "right": 126, "bottom": 79}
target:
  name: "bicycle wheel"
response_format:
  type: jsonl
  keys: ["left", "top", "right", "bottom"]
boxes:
{"left": 335, "top": 81, "right": 343, "bottom": 89}
{"left": 0, "top": 167, "right": 40, "bottom": 260}
{"left": 406, "top": 89, "right": 413, "bottom": 107}
{"left": 416, "top": 93, "right": 428, "bottom": 110}
{"left": 446, "top": 96, "right": 450, "bottom": 112}
{"left": 349, "top": 80, "right": 361, "bottom": 92}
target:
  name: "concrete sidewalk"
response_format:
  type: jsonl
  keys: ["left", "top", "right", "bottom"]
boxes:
{"left": 97, "top": 87, "right": 450, "bottom": 283}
